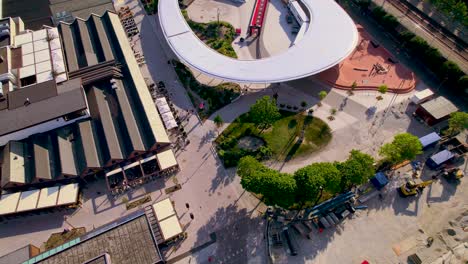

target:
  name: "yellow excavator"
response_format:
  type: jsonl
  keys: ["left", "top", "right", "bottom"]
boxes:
{"left": 398, "top": 179, "right": 434, "bottom": 197}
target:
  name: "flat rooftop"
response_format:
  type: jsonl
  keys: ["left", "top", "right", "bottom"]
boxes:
{"left": 50, "top": 0, "right": 114, "bottom": 24}
{"left": 0, "top": 0, "right": 52, "bottom": 30}
{"left": 420, "top": 96, "right": 458, "bottom": 120}
{"left": 35, "top": 214, "right": 163, "bottom": 264}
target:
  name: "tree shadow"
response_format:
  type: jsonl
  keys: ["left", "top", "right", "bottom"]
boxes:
{"left": 192, "top": 204, "right": 265, "bottom": 264}
{"left": 208, "top": 153, "right": 237, "bottom": 194}
{"left": 284, "top": 139, "right": 302, "bottom": 162}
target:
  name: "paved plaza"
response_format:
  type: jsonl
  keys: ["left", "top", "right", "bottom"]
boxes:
{"left": 0, "top": 0, "right": 466, "bottom": 264}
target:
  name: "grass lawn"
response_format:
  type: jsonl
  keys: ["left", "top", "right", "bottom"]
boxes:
{"left": 216, "top": 111, "right": 332, "bottom": 166}
{"left": 181, "top": 10, "right": 237, "bottom": 58}
{"left": 263, "top": 113, "right": 332, "bottom": 159}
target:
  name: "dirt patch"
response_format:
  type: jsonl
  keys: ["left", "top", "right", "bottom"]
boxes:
{"left": 126, "top": 195, "right": 152, "bottom": 210}
{"left": 237, "top": 136, "right": 265, "bottom": 151}
{"left": 44, "top": 228, "right": 86, "bottom": 250}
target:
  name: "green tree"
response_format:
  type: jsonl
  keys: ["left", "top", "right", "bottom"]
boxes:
{"left": 349, "top": 81, "right": 357, "bottom": 95}
{"left": 237, "top": 156, "right": 269, "bottom": 194}
{"left": 336, "top": 150, "right": 375, "bottom": 190}
{"left": 261, "top": 171, "right": 297, "bottom": 208}
{"left": 458, "top": 75, "right": 468, "bottom": 94}
{"left": 237, "top": 156, "right": 296, "bottom": 208}
{"left": 439, "top": 61, "right": 464, "bottom": 86}
{"left": 318, "top": 91, "right": 327, "bottom": 101}
{"left": 446, "top": 112, "right": 468, "bottom": 135}
{"left": 214, "top": 115, "right": 224, "bottom": 128}
{"left": 294, "top": 162, "right": 341, "bottom": 203}
{"left": 379, "top": 133, "right": 423, "bottom": 164}
{"left": 318, "top": 90, "right": 327, "bottom": 106}
{"left": 249, "top": 96, "right": 280, "bottom": 129}
{"left": 378, "top": 84, "right": 388, "bottom": 94}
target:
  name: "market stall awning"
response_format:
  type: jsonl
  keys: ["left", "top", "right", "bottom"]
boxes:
{"left": 57, "top": 183, "right": 79, "bottom": 205}
{"left": 106, "top": 168, "right": 123, "bottom": 177}
{"left": 0, "top": 183, "right": 79, "bottom": 216}
{"left": 156, "top": 149, "right": 178, "bottom": 170}
{"left": 152, "top": 198, "right": 183, "bottom": 241}
{"left": 37, "top": 186, "right": 60, "bottom": 209}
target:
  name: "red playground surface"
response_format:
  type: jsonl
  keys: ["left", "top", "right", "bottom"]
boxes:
{"left": 318, "top": 25, "right": 416, "bottom": 93}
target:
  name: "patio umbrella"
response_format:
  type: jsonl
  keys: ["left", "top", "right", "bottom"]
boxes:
{"left": 156, "top": 97, "right": 168, "bottom": 107}
{"left": 157, "top": 104, "right": 171, "bottom": 114}
{"left": 161, "top": 112, "right": 174, "bottom": 122}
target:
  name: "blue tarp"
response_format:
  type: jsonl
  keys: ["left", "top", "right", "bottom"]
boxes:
{"left": 426, "top": 150, "right": 454, "bottom": 168}
{"left": 370, "top": 172, "right": 389, "bottom": 190}
{"left": 419, "top": 132, "right": 441, "bottom": 149}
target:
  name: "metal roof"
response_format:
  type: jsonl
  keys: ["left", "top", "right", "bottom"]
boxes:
{"left": 86, "top": 85, "right": 124, "bottom": 161}
{"left": 33, "top": 135, "right": 53, "bottom": 180}
{"left": 56, "top": 127, "right": 78, "bottom": 176}
{"left": 107, "top": 12, "right": 171, "bottom": 144}
{"left": 0, "top": 83, "right": 87, "bottom": 137}
{"left": 420, "top": 96, "right": 458, "bottom": 120}
{"left": 76, "top": 120, "right": 102, "bottom": 169}
{"left": 1, "top": 141, "right": 27, "bottom": 187}
{"left": 113, "top": 79, "right": 145, "bottom": 152}
{"left": 35, "top": 214, "right": 162, "bottom": 264}
{"left": 158, "top": 0, "right": 358, "bottom": 83}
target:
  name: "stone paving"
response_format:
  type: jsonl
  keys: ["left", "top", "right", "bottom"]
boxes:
{"left": 1, "top": 1, "right": 466, "bottom": 264}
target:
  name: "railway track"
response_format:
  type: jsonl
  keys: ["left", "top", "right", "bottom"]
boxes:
{"left": 386, "top": 0, "right": 468, "bottom": 61}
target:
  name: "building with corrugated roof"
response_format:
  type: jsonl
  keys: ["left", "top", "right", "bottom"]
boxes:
{"left": 0, "top": 12, "right": 177, "bottom": 191}
{"left": 415, "top": 96, "right": 458, "bottom": 126}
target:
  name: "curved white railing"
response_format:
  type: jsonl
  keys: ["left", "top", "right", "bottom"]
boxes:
{"left": 158, "top": 0, "right": 359, "bottom": 83}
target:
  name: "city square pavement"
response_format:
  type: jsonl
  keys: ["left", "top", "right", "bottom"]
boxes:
{"left": 0, "top": 1, "right": 465, "bottom": 264}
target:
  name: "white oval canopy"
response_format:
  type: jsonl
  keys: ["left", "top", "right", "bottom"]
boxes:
{"left": 158, "top": 0, "right": 359, "bottom": 83}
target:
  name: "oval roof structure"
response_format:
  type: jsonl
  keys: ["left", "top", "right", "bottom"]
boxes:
{"left": 158, "top": 0, "right": 359, "bottom": 83}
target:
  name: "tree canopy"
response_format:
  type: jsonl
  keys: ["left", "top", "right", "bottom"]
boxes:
{"left": 249, "top": 96, "right": 280, "bottom": 129}
{"left": 446, "top": 111, "right": 468, "bottom": 135}
{"left": 293, "top": 162, "right": 341, "bottom": 203}
{"left": 237, "top": 156, "right": 296, "bottom": 208}
{"left": 336, "top": 150, "right": 375, "bottom": 190}
{"left": 378, "top": 84, "right": 388, "bottom": 94}
{"left": 214, "top": 115, "right": 224, "bottom": 128}
{"left": 379, "top": 133, "right": 422, "bottom": 164}
{"left": 318, "top": 91, "right": 328, "bottom": 101}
